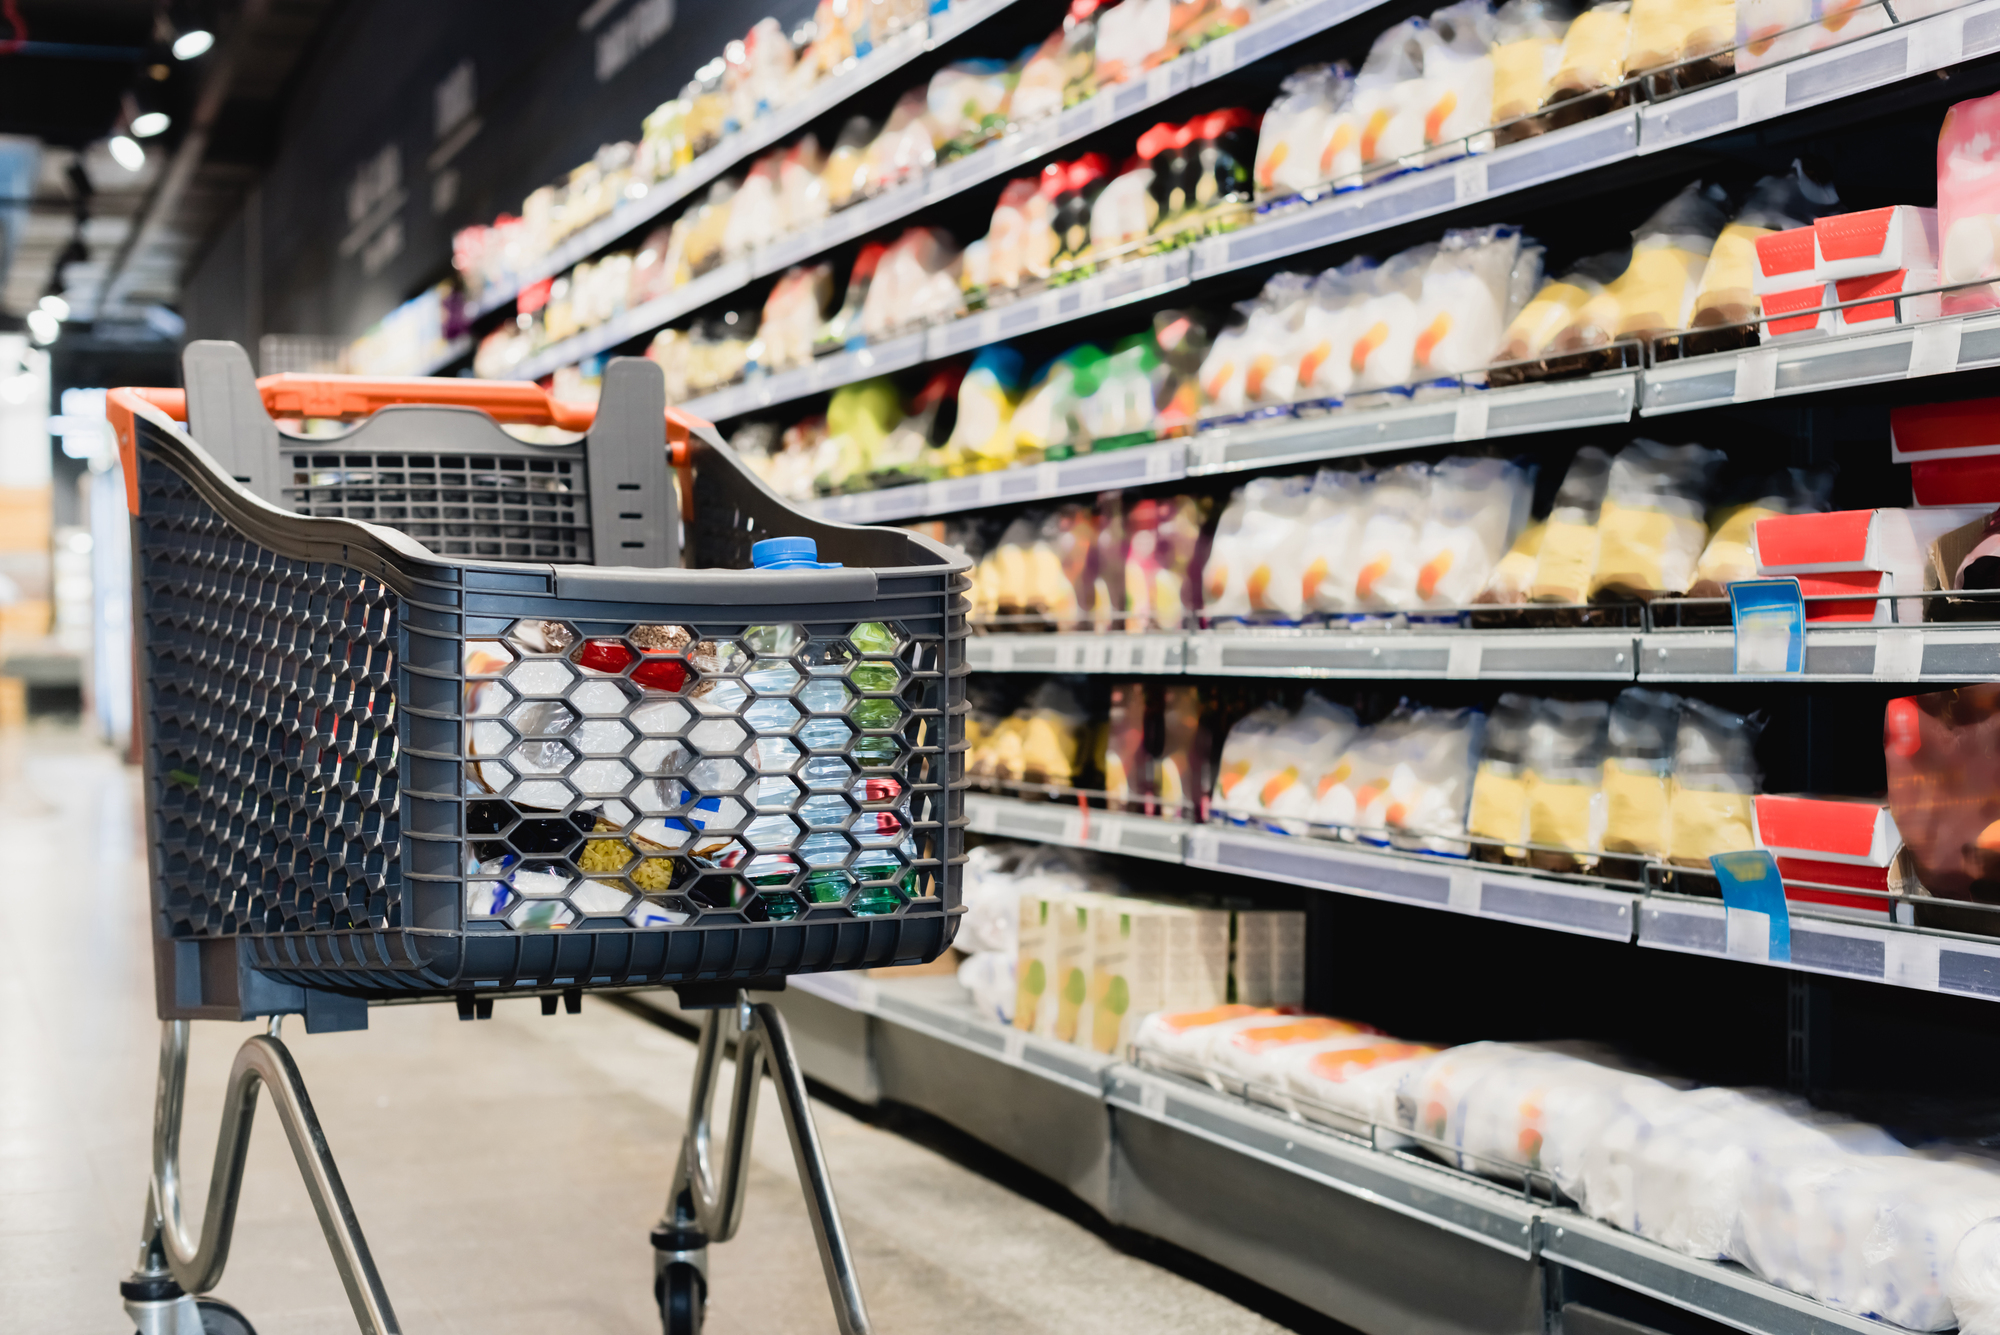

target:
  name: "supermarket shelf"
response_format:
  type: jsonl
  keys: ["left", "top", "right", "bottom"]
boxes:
{"left": 410, "top": 335, "right": 472, "bottom": 378}
{"left": 812, "top": 439, "right": 1186, "bottom": 522}
{"left": 513, "top": 258, "right": 751, "bottom": 381}
{"left": 1640, "top": 307, "right": 2000, "bottom": 415}
{"left": 468, "top": 12, "right": 988, "bottom": 320}
{"left": 778, "top": 971, "right": 1906, "bottom": 1335}
{"left": 1638, "top": 895, "right": 2000, "bottom": 1001}
{"left": 1183, "top": 626, "right": 1639, "bottom": 680}
{"left": 1184, "top": 371, "right": 1640, "bottom": 477}
{"left": 964, "top": 791, "right": 2000, "bottom": 1002}
{"left": 965, "top": 630, "right": 1187, "bottom": 673}
{"left": 1636, "top": 624, "right": 2000, "bottom": 681}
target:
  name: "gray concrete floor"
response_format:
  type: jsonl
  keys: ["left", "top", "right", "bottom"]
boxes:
{"left": 1, "top": 726, "right": 1298, "bottom": 1334}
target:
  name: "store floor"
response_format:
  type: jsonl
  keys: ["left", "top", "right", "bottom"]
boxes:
{"left": 1, "top": 726, "right": 1308, "bottom": 1335}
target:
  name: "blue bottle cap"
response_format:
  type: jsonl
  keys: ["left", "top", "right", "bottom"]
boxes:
{"left": 751, "top": 536, "right": 839, "bottom": 569}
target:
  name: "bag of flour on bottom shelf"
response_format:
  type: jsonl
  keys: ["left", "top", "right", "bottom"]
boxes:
{"left": 1284, "top": 1040, "right": 1445, "bottom": 1128}
{"left": 1214, "top": 703, "right": 1294, "bottom": 824}
{"left": 1414, "top": 456, "right": 1536, "bottom": 609}
{"left": 1531, "top": 446, "right": 1614, "bottom": 603}
{"left": 1348, "top": 461, "right": 1434, "bottom": 611}
{"left": 1205, "top": 1015, "right": 1388, "bottom": 1085}
{"left": 1294, "top": 468, "right": 1373, "bottom": 619}
{"left": 1132, "top": 1004, "right": 1305, "bottom": 1069}
{"left": 1256, "top": 693, "right": 1362, "bottom": 833}
{"left": 1591, "top": 437, "right": 1727, "bottom": 600}
{"left": 1667, "top": 696, "right": 1763, "bottom": 866}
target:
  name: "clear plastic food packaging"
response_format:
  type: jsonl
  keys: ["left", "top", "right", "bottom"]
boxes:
{"left": 1215, "top": 704, "right": 1294, "bottom": 823}
{"left": 1202, "top": 473, "right": 1317, "bottom": 620}
{"left": 1410, "top": 226, "right": 1545, "bottom": 382}
{"left": 1591, "top": 437, "right": 1727, "bottom": 600}
{"left": 1531, "top": 446, "right": 1613, "bottom": 603}
{"left": 1255, "top": 64, "right": 1355, "bottom": 199}
{"left": 1601, "top": 687, "right": 1682, "bottom": 857}
{"left": 1413, "top": 456, "right": 1536, "bottom": 607}
{"left": 1526, "top": 697, "right": 1611, "bottom": 861}
{"left": 1470, "top": 693, "right": 1538, "bottom": 854}
{"left": 1667, "top": 696, "right": 1764, "bottom": 866}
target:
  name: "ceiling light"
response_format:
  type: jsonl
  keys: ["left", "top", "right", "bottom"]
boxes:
{"left": 108, "top": 135, "right": 146, "bottom": 172}
{"left": 171, "top": 29, "right": 214, "bottom": 60}
{"left": 39, "top": 295, "right": 70, "bottom": 321}
{"left": 25, "top": 310, "right": 59, "bottom": 345}
{"left": 131, "top": 111, "right": 171, "bottom": 138}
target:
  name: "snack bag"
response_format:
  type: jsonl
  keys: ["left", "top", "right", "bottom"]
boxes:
{"left": 1157, "top": 682, "right": 1209, "bottom": 815}
{"left": 1348, "top": 19, "right": 1431, "bottom": 175}
{"left": 986, "top": 178, "right": 1054, "bottom": 293}
{"left": 1940, "top": 90, "right": 2000, "bottom": 316}
{"left": 860, "top": 87, "right": 938, "bottom": 196}
{"left": 1105, "top": 681, "right": 1154, "bottom": 809}
{"left": 1414, "top": 0, "right": 1500, "bottom": 159}
{"left": 937, "top": 346, "right": 1025, "bottom": 477}
{"left": 1628, "top": 0, "right": 1736, "bottom": 78}
{"left": 1591, "top": 438, "right": 1726, "bottom": 599}
{"left": 1254, "top": 693, "right": 1362, "bottom": 832}
{"left": 1685, "top": 166, "right": 1833, "bottom": 349}
{"left": 1014, "top": 32, "right": 1068, "bottom": 125}
{"left": 1526, "top": 697, "right": 1610, "bottom": 858}
{"left": 1291, "top": 258, "right": 1379, "bottom": 404}
{"left": 1256, "top": 64, "right": 1355, "bottom": 198}
{"left": 823, "top": 116, "right": 878, "bottom": 211}
{"left": 1349, "top": 462, "right": 1434, "bottom": 610}
{"left": 818, "top": 242, "right": 887, "bottom": 350}
{"left": 1601, "top": 687, "right": 1680, "bottom": 857}
{"left": 1300, "top": 468, "right": 1374, "bottom": 617}
{"left": 1604, "top": 181, "right": 1731, "bottom": 345}
{"left": 1095, "top": 0, "right": 1173, "bottom": 85}
{"left": 1414, "top": 456, "right": 1536, "bottom": 607}
{"left": 858, "top": 227, "right": 964, "bottom": 339}
{"left": 1478, "top": 520, "right": 1545, "bottom": 604}
{"left": 1349, "top": 246, "right": 1436, "bottom": 392}
{"left": 1667, "top": 697, "right": 1763, "bottom": 865}
{"left": 1151, "top": 309, "right": 1215, "bottom": 433}
{"left": 928, "top": 59, "right": 1015, "bottom": 159}
{"left": 1310, "top": 712, "right": 1405, "bottom": 835}
{"left": 1215, "top": 703, "right": 1292, "bottom": 823}
{"left": 1491, "top": 0, "right": 1576, "bottom": 129}
{"left": 1411, "top": 226, "right": 1545, "bottom": 380}
{"left": 779, "top": 136, "right": 830, "bottom": 233}
{"left": 1531, "top": 446, "right": 1613, "bottom": 603}
{"left": 1125, "top": 493, "right": 1210, "bottom": 631}
{"left": 1689, "top": 466, "right": 1833, "bottom": 596}
{"left": 1541, "top": 1, "right": 1631, "bottom": 113}
{"left": 1389, "top": 707, "right": 1488, "bottom": 854}
{"left": 1470, "top": 693, "right": 1538, "bottom": 853}
{"left": 1499, "top": 250, "right": 1630, "bottom": 368}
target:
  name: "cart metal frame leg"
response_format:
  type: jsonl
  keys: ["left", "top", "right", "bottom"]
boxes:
{"left": 119, "top": 1019, "right": 399, "bottom": 1335}
{"left": 653, "top": 992, "right": 872, "bottom": 1335}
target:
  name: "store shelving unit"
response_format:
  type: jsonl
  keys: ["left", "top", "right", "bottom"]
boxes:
{"left": 659, "top": 970, "right": 1932, "bottom": 1335}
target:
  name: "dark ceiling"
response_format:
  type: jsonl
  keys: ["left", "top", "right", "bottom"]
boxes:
{"left": 0, "top": 0, "right": 342, "bottom": 327}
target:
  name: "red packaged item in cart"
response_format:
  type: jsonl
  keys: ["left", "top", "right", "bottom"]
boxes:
{"left": 1884, "top": 683, "right": 2000, "bottom": 905}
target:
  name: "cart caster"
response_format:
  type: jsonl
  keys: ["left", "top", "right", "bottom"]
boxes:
{"left": 657, "top": 1261, "right": 706, "bottom": 1335}
{"left": 131, "top": 1297, "right": 256, "bottom": 1335}
{"left": 193, "top": 1299, "right": 257, "bottom": 1335}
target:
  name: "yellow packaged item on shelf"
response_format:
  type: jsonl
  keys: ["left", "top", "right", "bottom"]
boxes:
{"left": 1590, "top": 439, "right": 1726, "bottom": 600}
{"left": 1478, "top": 519, "right": 1545, "bottom": 604}
{"left": 1665, "top": 696, "right": 1762, "bottom": 866}
{"left": 1490, "top": 0, "right": 1573, "bottom": 126}
{"left": 1469, "top": 694, "right": 1537, "bottom": 851}
{"left": 1543, "top": 2, "right": 1631, "bottom": 105}
{"left": 1525, "top": 698, "right": 1609, "bottom": 857}
{"left": 1529, "top": 447, "right": 1611, "bottom": 603}
{"left": 1689, "top": 467, "right": 1833, "bottom": 596}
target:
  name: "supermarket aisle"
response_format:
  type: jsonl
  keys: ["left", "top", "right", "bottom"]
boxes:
{"left": 0, "top": 727, "right": 1296, "bottom": 1335}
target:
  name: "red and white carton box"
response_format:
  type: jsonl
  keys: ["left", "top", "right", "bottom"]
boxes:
{"left": 1813, "top": 206, "right": 1939, "bottom": 282}
{"left": 1832, "top": 268, "right": 1941, "bottom": 332}
{"left": 1753, "top": 794, "right": 1901, "bottom": 920}
{"left": 1753, "top": 226, "right": 1818, "bottom": 295}
{"left": 1890, "top": 395, "right": 2000, "bottom": 463}
{"left": 1910, "top": 457, "right": 2000, "bottom": 506}
{"left": 1795, "top": 570, "right": 1901, "bottom": 623}
{"left": 1753, "top": 506, "right": 1991, "bottom": 575}
{"left": 1761, "top": 282, "right": 1835, "bottom": 338}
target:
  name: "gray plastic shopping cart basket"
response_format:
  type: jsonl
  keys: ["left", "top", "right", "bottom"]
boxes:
{"left": 109, "top": 341, "right": 968, "bottom": 1335}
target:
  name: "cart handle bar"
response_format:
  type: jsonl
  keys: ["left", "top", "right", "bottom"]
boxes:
{"left": 106, "top": 373, "right": 708, "bottom": 512}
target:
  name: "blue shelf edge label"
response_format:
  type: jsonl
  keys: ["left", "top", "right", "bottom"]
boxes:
{"left": 1710, "top": 848, "right": 1792, "bottom": 964}
{"left": 1729, "top": 577, "right": 1806, "bottom": 676}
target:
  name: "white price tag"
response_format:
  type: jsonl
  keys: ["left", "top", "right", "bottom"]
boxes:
{"left": 1185, "top": 829, "right": 1219, "bottom": 865}
{"left": 1725, "top": 907, "right": 1773, "bottom": 961}
{"left": 1733, "top": 348, "right": 1779, "bottom": 402}
{"left": 853, "top": 979, "right": 881, "bottom": 1011}
{"left": 1739, "top": 71, "right": 1786, "bottom": 123}
{"left": 1452, "top": 394, "right": 1491, "bottom": 441}
{"left": 1147, "top": 62, "right": 1179, "bottom": 103}
{"left": 1202, "top": 32, "right": 1239, "bottom": 76}
{"left": 1884, "top": 932, "right": 1941, "bottom": 990}
{"left": 1448, "top": 868, "right": 1481, "bottom": 913}
{"left": 1139, "top": 1082, "right": 1168, "bottom": 1117}
{"left": 976, "top": 474, "right": 1004, "bottom": 506}
{"left": 1454, "top": 157, "right": 1486, "bottom": 203}
{"left": 1873, "top": 627, "right": 1925, "bottom": 680}
{"left": 1907, "top": 12, "right": 1962, "bottom": 73}
{"left": 1002, "top": 1029, "right": 1028, "bottom": 1064}
{"left": 1446, "top": 638, "right": 1484, "bottom": 679}
{"left": 987, "top": 641, "right": 1014, "bottom": 671}
{"left": 1908, "top": 318, "right": 1963, "bottom": 377}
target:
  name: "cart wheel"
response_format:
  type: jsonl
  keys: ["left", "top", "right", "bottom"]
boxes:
{"left": 658, "top": 1261, "right": 705, "bottom": 1335}
{"left": 195, "top": 1298, "right": 257, "bottom": 1335}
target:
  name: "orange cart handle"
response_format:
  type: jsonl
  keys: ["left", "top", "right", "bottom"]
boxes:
{"left": 110, "top": 373, "right": 704, "bottom": 464}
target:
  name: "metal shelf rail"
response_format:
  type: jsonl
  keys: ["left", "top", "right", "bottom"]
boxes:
{"left": 962, "top": 792, "right": 2000, "bottom": 1002}
{"left": 959, "top": 621, "right": 2000, "bottom": 683}
{"left": 753, "top": 970, "right": 1923, "bottom": 1335}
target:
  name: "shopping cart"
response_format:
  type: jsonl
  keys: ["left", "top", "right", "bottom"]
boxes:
{"left": 108, "top": 341, "right": 968, "bottom": 1335}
